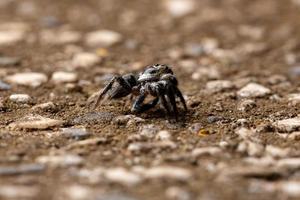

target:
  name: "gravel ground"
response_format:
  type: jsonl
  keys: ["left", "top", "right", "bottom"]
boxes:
{"left": 1, "top": 0, "right": 300, "bottom": 199}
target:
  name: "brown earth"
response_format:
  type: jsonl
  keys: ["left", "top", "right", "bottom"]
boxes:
{"left": 1, "top": 0, "right": 300, "bottom": 200}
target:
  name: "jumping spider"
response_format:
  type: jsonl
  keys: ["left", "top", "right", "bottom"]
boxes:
{"left": 93, "top": 64, "right": 187, "bottom": 119}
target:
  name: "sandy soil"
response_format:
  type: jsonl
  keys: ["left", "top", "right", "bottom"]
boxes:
{"left": 1, "top": 0, "right": 300, "bottom": 199}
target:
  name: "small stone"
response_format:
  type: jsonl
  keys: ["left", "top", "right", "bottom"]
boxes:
{"left": 265, "top": 145, "right": 290, "bottom": 158}
{"left": 32, "top": 102, "right": 56, "bottom": 112}
{"left": 0, "top": 56, "right": 20, "bottom": 66}
{"left": 104, "top": 168, "right": 142, "bottom": 186}
{"left": 0, "top": 185, "right": 39, "bottom": 199}
{"left": 65, "top": 137, "right": 107, "bottom": 149}
{"left": 280, "top": 181, "right": 300, "bottom": 197}
{"left": 184, "top": 43, "right": 204, "bottom": 57}
{"left": 287, "top": 93, "right": 300, "bottom": 105}
{"left": 207, "top": 115, "right": 222, "bottom": 123}
{"left": 0, "top": 164, "right": 45, "bottom": 176}
{"left": 140, "top": 166, "right": 192, "bottom": 181}
{"left": 113, "top": 115, "right": 145, "bottom": 127}
{"left": 237, "top": 140, "right": 264, "bottom": 157}
{"left": 165, "top": 186, "right": 191, "bottom": 200}
{"left": 72, "top": 52, "right": 101, "bottom": 68}
{"left": 235, "top": 128, "right": 256, "bottom": 140}
{"left": 191, "top": 147, "right": 221, "bottom": 158}
{"left": 0, "top": 31, "right": 25, "bottom": 46}
{"left": 61, "top": 127, "right": 91, "bottom": 140}
{"left": 188, "top": 123, "right": 202, "bottom": 134}
{"left": 277, "top": 158, "right": 300, "bottom": 170}
{"left": 51, "top": 71, "right": 78, "bottom": 83}
{"left": 128, "top": 141, "right": 176, "bottom": 153}
{"left": 5, "top": 72, "right": 48, "bottom": 87}
{"left": 237, "top": 99, "right": 256, "bottom": 112}
{"left": 273, "top": 117, "right": 300, "bottom": 132}
{"left": 156, "top": 130, "right": 171, "bottom": 140}
{"left": 192, "top": 66, "right": 220, "bottom": 80}
{"left": 9, "top": 94, "right": 32, "bottom": 104}
{"left": 237, "top": 83, "right": 271, "bottom": 98}
{"left": 0, "top": 80, "right": 11, "bottom": 90}
{"left": 36, "top": 154, "right": 83, "bottom": 167}
{"left": 63, "top": 185, "right": 95, "bottom": 200}
{"left": 205, "top": 80, "right": 234, "bottom": 93}
{"left": 9, "top": 115, "right": 63, "bottom": 130}
{"left": 165, "top": 0, "right": 195, "bottom": 18}
{"left": 70, "top": 112, "right": 115, "bottom": 125}
{"left": 40, "top": 30, "right": 81, "bottom": 45}
{"left": 139, "top": 124, "right": 159, "bottom": 138}
{"left": 85, "top": 30, "right": 123, "bottom": 47}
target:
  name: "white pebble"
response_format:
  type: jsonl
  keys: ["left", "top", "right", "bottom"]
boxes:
{"left": 287, "top": 93, "right": 300, "bottom": 105}
{"left": 9, "top": 115, "right": 63, "bottom": 130}
{"left": 280, "top": 181, "right": 300, "bottom": 197}
{"left": 205, "top": 80, "right": 234, "bottom": 93}
{"left": 0, "top": 185, "right": 39, "bottom": 199}
{"left": 141, "top": 166, "right": 192, "bottom": 181}
{"left": 85, "top": 30, "right": 122, "bottom": 47}
{"left": 104, "top": 167, "right": 142, "bottom": 186}
{"left": 36, "top": 154, "right": 83, "bottom": 167}
{"left": 165, "top": 0, "right": 195, "bottom": 18}
{"left": 237, "top": 83, "right": 271, "bottom": 98}
{"left": 191, "top": 147, "right": 221, "bottom": 157}
{"left": 273, "top": 117, "right": 300, "bottom": 132}
{"left": 9, "top": 94, "right": 31, "bottom": 104}
{"left": 72, "top": 52, "right": 101, "bottom": 68}
{"left": 51, "top": 71, "right": 78, "bottom": 83}
{"left": 5, "top": 72, "right": 48, "bottom": 87}
{"left": 40, "top": 30, "right": 81, "bottom": 45}
{"left": 156, "top": 130, "right": 171, "bottom": 140}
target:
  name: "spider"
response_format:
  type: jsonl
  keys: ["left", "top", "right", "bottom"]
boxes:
{"left": 93, "top": 64, "right": 187, "bottom": 119}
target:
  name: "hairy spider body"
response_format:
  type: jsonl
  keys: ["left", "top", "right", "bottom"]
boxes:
{"left": 93, "top": 64, "right": 187, "bottom": 119}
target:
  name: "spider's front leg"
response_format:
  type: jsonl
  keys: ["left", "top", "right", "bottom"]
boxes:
{"left": 93, "top": 74, "right": 137, "bottom": 109}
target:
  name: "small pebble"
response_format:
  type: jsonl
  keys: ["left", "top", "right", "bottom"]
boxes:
{"left": 0, "top": 164, "right": 45, "bottom": 176}
{"left": 104, "top": 167, "right": 142, "bottom": 186}
{"left": 165, "top": 186, "right": 191, "bottom": 200}
{"left": 85, "top": 30, "right": 123, "bottom": 47}
{"left": 237, "top": 99, "right": 256, "bottom": 112}
{"left": 0, "top": 80, "right": 11, "bottom": 90}
{"left": 51, "top": 71, "right": 78, "bottom": 83}
{"left": 9, "top": 94, "right": 32, "bottom": 104}
{"left": 40, "top": 30, "right": 81, "bottom": 45}
{"left": 0, "top": 185, "right": 39, "bottom": 199}
{"left": 287, "top": 93, "right": 300, "bottom": 105}
{"left": 139, "top": 124, "right": 159, "bottom": 138}
{"left": 237, "top": 83, "right": 271, "bottom": 98}
{"left": 139, "top": 166, "right": 192, "bottom": 181}
{"left": 191, "top": 147, "right": 221, "bottom": 158}
{"left": 32, "top": 102, "right": 56, "bottom": 112}
{"left": 273, "top": 117, "right": 300, "bottom": 132}
{"left": 165, "top": 0, "right": 195, "bottom": 18}
{"left": 188, "top": 123, "right": 202, "bottom": 134}
{"left": 61, "top": 127, "right": 91, "bottom": 140}
{"left": 9, "top": 114, "right": 63, "bottom": 130}
{"left": 72, "top": 52, "right": 101, "bottom": 68}
{"left": 36, "top": 154, "right": 83, "bottom": 167}
{"left": 156, "top": 130, "right": 171, "bottom": 140}
{"left": 0, "top": 56, "right": 20, "bottom": 66}
{"left": 5, "top": 72, "right": 48, "bottom": 87}
{"left": 205, "top": 80, "right": 234, "bottom": 93}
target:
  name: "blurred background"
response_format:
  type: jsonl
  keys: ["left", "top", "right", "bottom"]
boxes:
{"left": 1, "top": 0, "right": 300, "bottom": 200}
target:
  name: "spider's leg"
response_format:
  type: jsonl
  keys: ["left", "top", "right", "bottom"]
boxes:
{"left": 131, "top": 94, "right": 146, "bottom": 113}
{"left": 93, "top": 76, "right": 132, "bottom": 109}
{"left": 134, "top": 97, "right": 159, "bottom": 113}
{"left": 159, "top": 94, "right": 171, "bottom": 115}
{"left": 174, "top": 86, "right": 188, "bottom": 111}
{"left": 166, "top": 84, "right": 178, "bottom": 120}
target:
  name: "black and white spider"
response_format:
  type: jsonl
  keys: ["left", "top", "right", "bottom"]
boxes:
{"left": 93, "top": 64, "right": 187, "bottom": 119}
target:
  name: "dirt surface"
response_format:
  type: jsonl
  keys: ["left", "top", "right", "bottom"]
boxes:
{"left": 1, "top": 0, "right": 300, "bottom": 199}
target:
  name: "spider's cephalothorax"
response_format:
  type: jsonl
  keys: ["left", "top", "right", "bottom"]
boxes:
{"left": 93, "top": 64, "right": 187, "bottom": 119}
